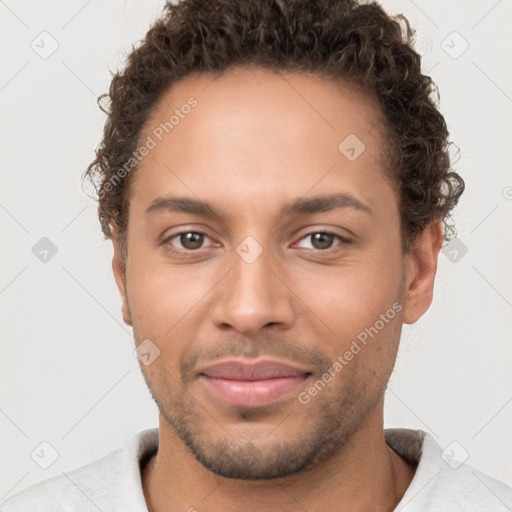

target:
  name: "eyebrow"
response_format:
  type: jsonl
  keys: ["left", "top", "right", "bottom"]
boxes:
{"left": 145, "top": 193, "right": 372, "bottom": 218}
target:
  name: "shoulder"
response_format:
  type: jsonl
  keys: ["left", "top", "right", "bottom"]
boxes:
{"left": 429, "top": 458, "right": 512, "bottom": 511}
{"left": 0, "top": 451, "right": 116, "bottom": 512}
{"left": 386, "top": 428, "right": 512, "bottom": 511}
{"left": 0, "top": 429, "right": 158, "bottom": 512}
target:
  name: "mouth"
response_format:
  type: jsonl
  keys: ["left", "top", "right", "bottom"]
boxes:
{"left": 197, "top": 358, "right": 312, "bottom": 408}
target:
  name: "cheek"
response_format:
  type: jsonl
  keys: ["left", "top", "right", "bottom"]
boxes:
{"left": 126, "top": 259, "right": 216, "bottom": 339}
{"left": 289, "top": 249, "right": 404, "bottom": 367}
{"left": 303, "top": 254, "right": 402, "bottom": 324}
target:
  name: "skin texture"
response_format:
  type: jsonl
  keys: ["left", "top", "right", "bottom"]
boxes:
{"left": 111, "top": 67, "right": 442, "bottom": 511}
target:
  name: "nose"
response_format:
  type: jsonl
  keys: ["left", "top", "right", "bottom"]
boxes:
{"left": 211, "top": 243, "right": 296, "bottom": 336}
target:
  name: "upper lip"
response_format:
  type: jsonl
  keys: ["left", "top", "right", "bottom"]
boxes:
{"left": 197, "top": 359, "right": 312, "bottom": 381}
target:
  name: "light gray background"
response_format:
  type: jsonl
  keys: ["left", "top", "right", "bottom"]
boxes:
{"left": 1, "top": 0, "right": 511, "bottom": 500}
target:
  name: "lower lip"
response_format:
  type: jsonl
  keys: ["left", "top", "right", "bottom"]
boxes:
{"left": 200, "top": 375, "right": 308, "bottom": 408}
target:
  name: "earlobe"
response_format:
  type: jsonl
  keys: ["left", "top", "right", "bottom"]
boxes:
{"left": 110, "top": 225, "right": 133, "bottom": 326}
{"left": 402, "top": 222, "right": 443, "bottom": 325}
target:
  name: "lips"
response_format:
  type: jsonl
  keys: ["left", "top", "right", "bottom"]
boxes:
{"left": 197, "top": 359, "right": 311, "bottom": 408}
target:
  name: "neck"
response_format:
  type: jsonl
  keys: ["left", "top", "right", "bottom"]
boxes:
{"left": 142, "top": 410, "right": 416, "bottom": 512}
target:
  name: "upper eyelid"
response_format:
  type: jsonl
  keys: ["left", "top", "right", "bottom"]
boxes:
{"left": 293, "top": 231, "right": 349, "bottom": 248}
{"left": 164, "top": 230, "right": 215, "bottom": 247}
{"left": 163, "top": 228, "right": 213, "bottom": 241}
{"left": 164, "top": 229, "right": 348, "bottom": 250}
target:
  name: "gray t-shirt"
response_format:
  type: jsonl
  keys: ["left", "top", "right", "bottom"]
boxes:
{"left": 1, "top": 428, "right": 511, "bottom": 511}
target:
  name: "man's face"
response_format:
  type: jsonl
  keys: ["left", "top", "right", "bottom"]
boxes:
{"left": 113, "top": 67, "right": 426, "bottom": 479}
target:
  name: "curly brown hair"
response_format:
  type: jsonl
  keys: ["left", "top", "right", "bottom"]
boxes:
{"left": 83, "top": 0, "right": 464, "bottom": 258}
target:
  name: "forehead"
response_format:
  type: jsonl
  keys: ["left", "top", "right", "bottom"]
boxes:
{"left": 141, "top": 66, "right": 385, "bottom": 152}
{"left": 130, "top": 66, "right": 393, "bottom": 215}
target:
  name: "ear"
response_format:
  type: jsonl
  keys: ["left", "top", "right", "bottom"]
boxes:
{"left": 402, "top": 221, "right": 443, "bottom": 325}
{"left": 110, "top": 225, "right": 132, "bottom": 326}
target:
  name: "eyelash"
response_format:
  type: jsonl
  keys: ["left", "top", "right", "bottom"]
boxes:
{"left": 162, "top": 230, "right": 351, "bottom": 256}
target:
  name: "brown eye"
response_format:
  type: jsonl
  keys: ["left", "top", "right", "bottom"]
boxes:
{"left": 165, "top": 231, "right": 209, "bottom": 251}
{"left": 179, "top": 232, "right": 204, "bottom": 249}
{"left": 310, "top": 232, "right": 335, "bottom": 250}
{"left": 298, "top": 231, "right": 350, "bottom": 251}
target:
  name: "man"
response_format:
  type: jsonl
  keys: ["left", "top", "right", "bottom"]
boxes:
{"left": 2, "top": 0, "right": 511, "bottom": 510}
